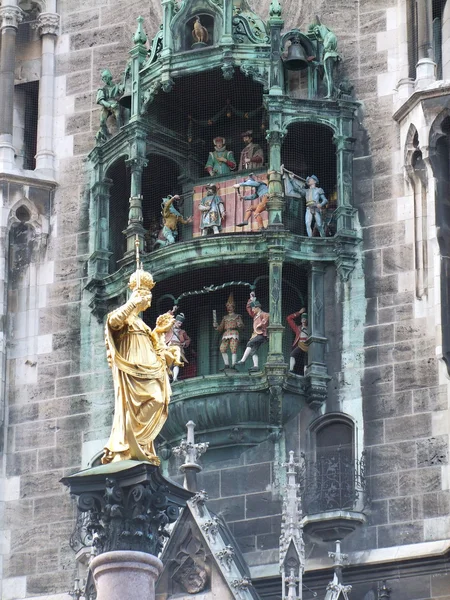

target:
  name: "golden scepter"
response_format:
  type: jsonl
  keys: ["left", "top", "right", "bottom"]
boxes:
{"left": 135, "top": 234, "right": 142, "bottom": 289}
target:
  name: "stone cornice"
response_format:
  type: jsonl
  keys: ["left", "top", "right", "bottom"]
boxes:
{"left": 393, "top": 80, "right": 450, "bottom": 123}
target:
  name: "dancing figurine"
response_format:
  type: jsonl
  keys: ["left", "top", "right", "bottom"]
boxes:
{"left": 237, "top": 292, "right": 269, "bottom": 372}
{"left": 213, "top": 293, "right": 244, "bottom": 370}
{"left": 234, "top": 173, "right": 268, "bottom": 231}
{"left": 165, "top": 312, "right": 191, "bottom": 382}
{"left": 281, "top": 167, "right": 328, "bottom": 237}
{"left": 156, "top": 195, "right": 193, "bottom": 246}
{"left": 286, "top": 308, "right": 308, "bottom": 374}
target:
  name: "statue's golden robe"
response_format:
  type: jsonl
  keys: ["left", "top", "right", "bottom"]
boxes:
{"left": 102, "top": 300, "right": 173, "bottom": 465}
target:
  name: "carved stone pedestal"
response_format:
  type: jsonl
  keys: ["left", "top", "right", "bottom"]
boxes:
{"left": 91, "top": 550, "right": 162, "bottom": 600}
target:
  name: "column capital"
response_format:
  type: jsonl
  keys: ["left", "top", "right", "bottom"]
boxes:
{"left": 0, "top": 5, "right": 24, "bottom": 29}
{"left": 36, "top": 12, "right": 60, "bottom": 36}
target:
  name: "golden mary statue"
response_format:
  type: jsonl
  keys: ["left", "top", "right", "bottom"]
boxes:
{"left": 102, "top": 255, "right": 182, "bottom": 465}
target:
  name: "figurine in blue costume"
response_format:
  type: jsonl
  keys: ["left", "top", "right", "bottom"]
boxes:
{"left": 199, "top": 183, "right": 225, "bottom": 235}
{"left": 233, "top": 173, "right": 269, "bottom": 231}
{"left": 156, "top": 195, "right": 193, "bottom": 246}
{"left": 205, "top": 136, "right": 236, "bottom": 177}
{"left": 281, "top": 167, "right": 328, "bottom": 237}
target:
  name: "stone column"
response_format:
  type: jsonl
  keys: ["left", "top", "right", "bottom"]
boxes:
{"left": 416, "top": 0, "right": 436, "bottom": 88}
{"left": 91, "top": 551, "right": 162, "bottom": 600}
{"left": 130, "top": 17, "right": 148, "bottom": 120}
{"left": 35, "top": 12, "right": 60, "bottom": 175}
{"left": 266, "top": 129, "right": 285, "bottom": 230}
{"left": 91, "top": 178, "right": 113, "bottom": 277}
{"left": 0, "top": 2, "right": 23, "bottom": 171}
{"left": 267, "top": 244, "right": 285, "bottom": 364}
{"left": 268, "top": 0, "right": 284, "bottom": 96}
{"left": 305, "top": 262, "right": 328, "bottom": 407}
{"left": 124, "top": 153, "right": 148, "bottom": 258}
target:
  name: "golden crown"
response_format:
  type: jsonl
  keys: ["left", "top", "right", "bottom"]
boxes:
{"left": 128, "top": 270, "right": 155, "bottom": 291}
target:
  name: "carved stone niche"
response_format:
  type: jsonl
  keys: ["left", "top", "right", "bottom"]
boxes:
{"left": 171, "top": 526, "right": 211, "bottom": 595}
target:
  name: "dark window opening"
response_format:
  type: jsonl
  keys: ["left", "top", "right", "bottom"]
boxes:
{"left": 15, "top": 80, "right": 39, "bottom": 171}
{"left": 108, "top": 159, "right": 130, "bottom": 272}
{"left": 433, "top": 0, "right": 447, "bottom": 79}
{"left": 407, "top": 0, "right": 419, "bottom": 79}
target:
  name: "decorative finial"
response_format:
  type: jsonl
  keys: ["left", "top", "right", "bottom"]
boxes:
{"left": 269, "top": 0, "right": 282, "bottom": 18}
{"left": 172, "top": 421, "right": 209, "bottom": 492}
{"left": 133, "top": 16, "right": 147, "bottom": 45}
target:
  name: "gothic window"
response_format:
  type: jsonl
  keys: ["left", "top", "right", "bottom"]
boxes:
{"left": 305, "top": 415, "right": 356, "bottom": 513}
{"left": 429, "top": 113, "right": 450, "bottom": 372}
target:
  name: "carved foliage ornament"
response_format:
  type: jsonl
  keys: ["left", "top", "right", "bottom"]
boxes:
{"left": 0, "top": 6, "right": 24, "bottom": 28}
{"left": 172, "top": 527, "right": 209, "bottom": 594}
{"left": 36, "top": 12, "right": 60, "bottom": 36}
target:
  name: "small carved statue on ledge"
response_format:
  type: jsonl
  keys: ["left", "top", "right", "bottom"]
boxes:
{"left": 205, "top": 136, "right": 236, "bottom": 177}
{"left": 238, "top": 130, "right": 264, "bottom": 171}
{"left": 165, "top": 311, "right": 191, "bottom": 382}
{"left": 309, "top": 16, "right": 341, "bottom": 99}
{"left": 281, "top": 167, "right": 328, "bottom": 237}
{"left": 237, "top": 292, "right": 269, "bottom": 372}
{"left": 286, "top": 308, "right": 308, "bottom": 374}
{"left": 199, "top": 184, "right": 225, "bottom": 236}
{"left": 102, "top": 266, "right": 180, "bottom": 466}
{"left": 96, "top": 69, "right": 123, "bottom": 142}
{"left": 234, "top": 173, "right": 269, "bottom": 231}
{"left": 156, "top": 195, "right": 193, "bottom": 246}
{"left": 192, "top": 15, "right": 209, "bottom": 46}
{"left": 213, "top": 293, "right": 244, "bottom": 370}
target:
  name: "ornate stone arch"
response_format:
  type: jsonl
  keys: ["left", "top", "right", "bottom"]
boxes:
{"left": 429, "top": 108, "right": 450, "bottom": 372}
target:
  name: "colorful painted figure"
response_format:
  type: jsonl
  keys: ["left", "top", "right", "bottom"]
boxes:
{"left": 205, "top": 136, "right": 236, "bottom": 177}
{"left": 213, "top": 293, "right": 244, "bottom": 370}
{"left": 157, "top": 195, "right": 193, "bottom": 246}
{"left": 286, "top": 308, "right": 308, "bottom": 374}
{"left": 234, "top": 173, "right": 269, "bottom": 231}
{"left": 237, "top": 292, "right": 269, "bottom": 372}
{"left": 282, "top": 168, "right": 328, "bottom": 237}
{"left": 199, "top": 184, "right": 226, "bottom": 235}
{"left": 238, "top": 130, "right": 264, "bottom": 171}
{"left": 165, "top": 312, "right": 191, "bottom": 382}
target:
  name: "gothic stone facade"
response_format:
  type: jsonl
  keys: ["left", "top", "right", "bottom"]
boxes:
{"left": 1, "top": 0, "right": 450, "bottom": 599}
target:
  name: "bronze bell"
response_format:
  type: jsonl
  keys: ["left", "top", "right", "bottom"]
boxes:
{"left": 119, "top": 92, "right": 132, "bottom": 109}
{"left": 284, "top": 38, "right": 309, "bottom": 71}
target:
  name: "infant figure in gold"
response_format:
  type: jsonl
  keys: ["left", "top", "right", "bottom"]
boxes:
{"left": 102, "top": 269, "right": 182, "bottom": 466}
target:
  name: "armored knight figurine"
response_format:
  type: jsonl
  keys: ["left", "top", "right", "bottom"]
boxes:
{"left": 237, "top": 292, "right": 269, "bottom": 372}
{"left": 205, "top": 136, "right": 236, "bottom": 177}
{"left": 156, "top": 195, "right": 193, "bottom": 246}
{"left": 234, "top": 173, "right": 268, "bottom": 231}
{"left": 213, "top": 293, "right": 244, "bottom": 370}
{"left": 238, "top": 130, "right": 264, "bottom": 171}
{"left": 286, "top": 308, "right": 308, "bottom": 374}
{"left": 165, "top": 312, "right": 191, "bottom": 382}
{"left": 199, "top": 184, "right": 226, "bottom": 235}
{"left": 281, "top": 167, "right": 328, "bottom": 237}
{"left": 96, "top": 69, "right": 123, "bottom": 141}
